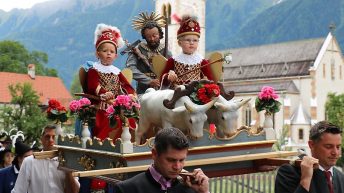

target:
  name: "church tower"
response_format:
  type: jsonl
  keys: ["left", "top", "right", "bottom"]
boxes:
{"left": 155, "top": 0, "right": 206, "bottom": 57}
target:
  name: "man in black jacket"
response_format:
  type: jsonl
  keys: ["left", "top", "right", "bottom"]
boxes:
{"left": 114, "top": 127, "right": 209, "bottom": 193}
{"left": 275, "top": 121, "right": 344, "bottom": 193}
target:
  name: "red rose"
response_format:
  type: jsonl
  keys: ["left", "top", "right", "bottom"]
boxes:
{"left": 197, "top": 88, "right": 211, "bottom": 104}
{"left": 57, "top": 106, "right": 66, "bottom": 112}
{"left": 204, "top": 84, "right": 220, "bottom": 98}
{"left": 48, "top": 99, "right": 61, "bottom": 109}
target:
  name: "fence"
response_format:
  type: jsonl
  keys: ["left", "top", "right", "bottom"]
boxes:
{"left": 209, "top": 170, "right": 277, "bottom": 193}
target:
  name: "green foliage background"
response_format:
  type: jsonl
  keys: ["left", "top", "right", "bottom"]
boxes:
{"left": 0, "top": 41, "right": 57, "bottom": 76}
{"left": 325, "top": 93, "right": 344, "bottom": 167}
{"left": 0, "top": 83, "right": 48, "bottom": 143}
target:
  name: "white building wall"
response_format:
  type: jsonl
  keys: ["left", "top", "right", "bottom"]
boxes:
{"left": 314, "top": 37, "right": 344, "bottom": 121}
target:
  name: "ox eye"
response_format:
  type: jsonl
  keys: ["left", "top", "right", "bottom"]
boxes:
{"left": 189, "top": 119, "right": 193, "bottom": 124}
{"left": 221, "top": 116, "right": 225, "bottom": 120}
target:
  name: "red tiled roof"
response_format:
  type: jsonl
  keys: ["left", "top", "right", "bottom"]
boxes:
{"left": 0, "top": 72, "right": 72, "bottom": 107}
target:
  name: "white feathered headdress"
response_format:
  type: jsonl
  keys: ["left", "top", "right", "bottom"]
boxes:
{"left": 94, "top": 23, "right": 125, "bottom": 50}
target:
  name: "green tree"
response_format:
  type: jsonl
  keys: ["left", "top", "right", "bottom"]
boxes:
{"left": 69, "top": 73, "right": 82, "bottom": 99}
{"left": 273, "top": 125, "right": 291, "bottom": 151}
{"left": 0, "top": 83, "right": 47, "bottom": 143}
{"left": 325, "top": 93, "right": 344, "bottom": 167}
{"left": 0, "top": 40, "right": 57, "bottom": 77}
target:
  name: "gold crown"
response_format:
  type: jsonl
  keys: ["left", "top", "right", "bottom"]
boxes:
{"left": 132, "top": 12, "right": 166, "bottom": 31}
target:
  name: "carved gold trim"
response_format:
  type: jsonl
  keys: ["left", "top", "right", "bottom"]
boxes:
{"left": 109, "top": 158, "right": 127, "bottom": 180}
{"left": 78, "top": 155, "right": 96, "bottom": 171}
{"left": 58, "top": 151, "right": 66, "bottom": 166}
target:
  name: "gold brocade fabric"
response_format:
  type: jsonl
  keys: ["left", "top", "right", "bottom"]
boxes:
{"left": 98, "top": 72, "right": 121, "bottom": 110}
{"left": 174, "top": 61, "right": 202, "bottom": 85}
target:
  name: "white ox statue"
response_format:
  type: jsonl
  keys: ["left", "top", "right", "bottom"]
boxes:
{"left": 136, "top": 88, "right": 218, "bottom": 144}
{"left": 206, "top": 96, "right": 251, "bottom": 137}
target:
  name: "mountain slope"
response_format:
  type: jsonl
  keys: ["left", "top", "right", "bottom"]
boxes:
{"left": 224, "top": 0, "right": 344, "bottom": 49}
{"left": 1, "top": 0, "right": 343, "bottom": 88}
{"left": 1, "top": 0, "right": 154, "bottom": 86}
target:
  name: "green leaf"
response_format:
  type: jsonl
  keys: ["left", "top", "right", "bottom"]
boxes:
{"left": 109, "top": 117, "right": 118, "bottom": 128}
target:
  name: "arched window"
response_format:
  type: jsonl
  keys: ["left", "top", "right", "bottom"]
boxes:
{"left": 323, "top": 63, "right": 326, "bottom": 78}
{"left": 244, "top": 105, "right": 252, "bottom": 126}
{"left": 298, "top": 128, "right": 304, "bottom": 142}
{"left": 331, "top": 58, "right": 335, "bottom": 80}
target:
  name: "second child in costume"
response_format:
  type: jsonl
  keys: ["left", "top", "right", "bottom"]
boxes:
{"left": 87, "top": 23, "right": 135, "bottom": 140}
{"left": 160, "top": 15, "right": 214, "bottom": 88}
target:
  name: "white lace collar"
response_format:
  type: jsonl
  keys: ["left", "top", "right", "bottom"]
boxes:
{"left": 93, "top": 61, "right": 120, "bottom": 75}
{"left": 174, "top": 52, "right": 203, "bottom": 65}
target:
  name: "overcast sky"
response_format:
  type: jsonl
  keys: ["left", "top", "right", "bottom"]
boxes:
{"left": 0, "top": 0, "right": 51, "bottom": 11}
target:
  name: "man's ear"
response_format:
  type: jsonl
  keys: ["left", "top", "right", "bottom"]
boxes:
{"left": 152, "top": 147, "right": 157, "bottom": 160}
{"left": 308, "top": 140, "right": 315, "bottom": 152}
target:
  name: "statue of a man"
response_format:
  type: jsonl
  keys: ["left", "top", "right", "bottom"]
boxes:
{"left": 126, "top": 12, "right": 171, "bottom": 95}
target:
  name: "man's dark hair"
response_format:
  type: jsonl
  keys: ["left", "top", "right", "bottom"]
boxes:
{"left": 141, "top": 21, "right": 164, "bottom": 40}
{"left": 41, "top": 124, "right": 56, "bottom": 136}
{"left": 154, "top": 127, "right": 189, "bottom": 155}
{"left": 309, "top": 121, "right": 342, "bottom": 142}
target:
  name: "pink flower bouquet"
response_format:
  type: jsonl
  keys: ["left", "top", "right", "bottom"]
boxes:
{"left": 106, "top": 95, "right": 140, "bottom": 128}
{"left": 255, "top": 86, "right": 282, "bottom": 115}
{"left": 69, "top": 98, "right": 96, "bottom": 124}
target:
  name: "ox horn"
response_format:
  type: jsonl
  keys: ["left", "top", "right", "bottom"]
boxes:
{"left": 198, "top": 97, "right": 218, "bottom": 112}
{"left": 235, "top": 98, "right": 251, "bottom": 110}
{"left": 184, "top": 97, "right": 218, "bottom": 113}
{"left": 214, "top": 102, "right": 229, "bottom": 112}
{"left": 184, "top": 99, "right": 196, "bottom": 113}
{"left": 215, "top": 98, "right": 251, "bottom": 112}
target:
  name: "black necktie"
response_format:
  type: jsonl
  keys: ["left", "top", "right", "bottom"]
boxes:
{"left": 325, "top": 170, "right": 334, "bottom": 193}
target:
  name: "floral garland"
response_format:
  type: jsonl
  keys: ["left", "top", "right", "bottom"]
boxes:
{"left": 46, "top": 99, "right": 67, "bottom": 123}
{"left": 255, "top": 86, "right": 282, "bottom": 115}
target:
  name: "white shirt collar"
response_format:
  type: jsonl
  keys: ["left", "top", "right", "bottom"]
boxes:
{"left": 93, "top": 61, "right": 120, "bottom": 74}
{"left": 319, "top": 165, "right": 334, "bottom": 176}
{"left": 174, "top": 52, "right": 203, "bottom": 66}
{"left": 14, "top": 165, "right": 19, "bottom": 174}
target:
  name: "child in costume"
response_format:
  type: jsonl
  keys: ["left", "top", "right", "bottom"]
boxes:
{"left": 160, "top": 15, "right": 214, "bottom": 88}
{"left": 0, "top": 147, "right": 13, "bottom": 168}
{"left": 87, "top": 23, "right": 135, "bottom": 140}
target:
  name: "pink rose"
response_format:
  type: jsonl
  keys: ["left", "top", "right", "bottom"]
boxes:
{"left": 69, "top": 100, "right": 80, "bottom": 112}
{"left": 259, "top": 86, "right": 279, "bottom": 100}
{"left": 106, "top": 105, "right": 115, "bottom": 116}
{"left": 79, "top": 98, "right": 91, "bottom": 107}
{"left": 132, "top": 102, "right": 140, "bottom": 109}
{"left": 115, "top": 95, "right": 131, "bottom": 107}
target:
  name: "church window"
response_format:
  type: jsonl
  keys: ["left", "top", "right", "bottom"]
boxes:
{"left": 331, "top": 58, "right": 335, "bottom": 80}
{"left": 340, "top": 65, "right": 343, "bottom": 80}
{"left": 298, "top": 128, "right": 304, "bottom": 141}
{"left": 244, "top": 105, "right": 252, "bottom": 126}
{"left": 322, "top": 63, "right": 326, "bottom": 78}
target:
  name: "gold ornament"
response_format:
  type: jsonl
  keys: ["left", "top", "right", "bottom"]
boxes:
{"left": 132, "top": 12, "right": 166, "bottom": 31}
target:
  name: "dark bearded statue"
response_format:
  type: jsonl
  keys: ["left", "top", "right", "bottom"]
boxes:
{"left": 126, "top": 12, "right": 172, "bottom": 94}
